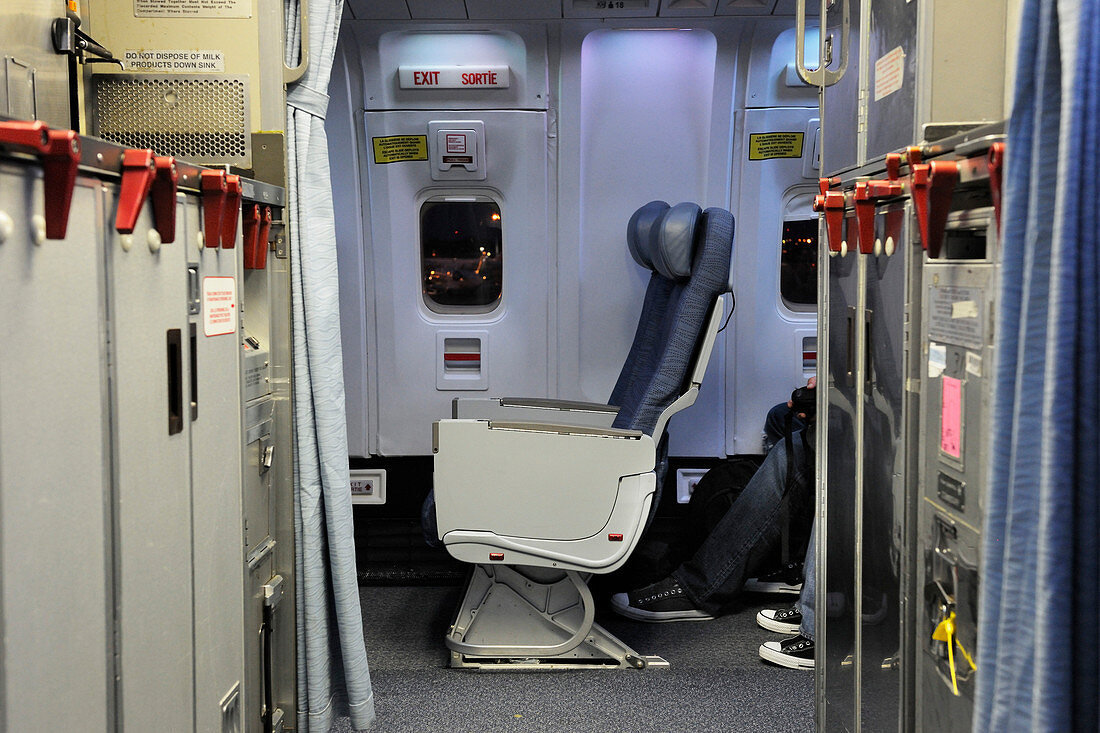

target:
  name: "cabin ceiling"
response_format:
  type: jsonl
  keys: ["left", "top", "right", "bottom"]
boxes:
{"left": 346, "top": 0, "right": 798, "bottom": 21}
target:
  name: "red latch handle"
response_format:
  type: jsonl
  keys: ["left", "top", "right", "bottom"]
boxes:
{"left": 0, "top": 122, "right": 82, "bottom": 240}
{"left": 911, "top": 160, "right": 958, "bottom": 258}
{"left": 115, "top": 149, "right": 156, "bottom": 234}
{"left": 854, "top": 179, "right": 904, "bottom": 254}
{"left": 220, "top": 174, "right": 242, "bottom": 248}
{"left": 200, "top": 169, "right": 227, "bottom": 249}
{"left": 243, "top": 203, "right": 272, "bottom": 269}
{"left": 987, "top": 142, "right": 1005, "bottom": 236}
{"left": 151, "top": 156, "right": 178, "bottom": 243}
{"left": 885, "top": 153, "right": 903, "bottom": 181}
{"left": 0, "top": 120, "right": 51, "bottom": 152}
{"left": 42, "top": 130, "right": 81, "bottom": 240}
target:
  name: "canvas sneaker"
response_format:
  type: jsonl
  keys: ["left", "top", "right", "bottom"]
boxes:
{"left": 759, "top": 634, "right": 815, "bottom": 669}
{"left": 610, "top": 577, "right": 715, "bottom": 622}
{"left": 743, "top": 562, "right": 803, "bottom": 595}
{"left": 756, "top": 605, "right": 803, "bottom": 634}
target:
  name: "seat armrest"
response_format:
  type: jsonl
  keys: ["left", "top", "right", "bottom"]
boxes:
{"left": 451, "top": 397, "right": 620, "bottom": 427}
{"left": 433, "top": 418, "right": 654, "bottom": 543}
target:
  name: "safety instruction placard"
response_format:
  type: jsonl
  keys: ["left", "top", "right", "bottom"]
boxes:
{"left": 203, "top": 276, "right": 237, "bottom": 337}
{"left": 874, "top": 46, "right": 906, "bottom": 101}
{"left": 135, "top": 0, "right": 251, "bottom": 18}
{"left": 372, "top": 135, "right": 428, "bottom": 164}
{"left": 124, "top": 49, "right": 225, "bottom": 72}
{"left": 940, "top": 375, "right": 963, "bottom": 459}
{"left": 748, "top": 132, "right": 805, "bottom": 160}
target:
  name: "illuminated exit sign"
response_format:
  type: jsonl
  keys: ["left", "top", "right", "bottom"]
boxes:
{"left": 398, "top": 65, "right": 510, "bottom": 89}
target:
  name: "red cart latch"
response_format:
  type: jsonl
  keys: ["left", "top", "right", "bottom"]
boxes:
{"left": 220, "top": 174, "right": 242, "bottom": 248}
{"left": 200, "top": 169, "right": 227, "bottom": 249}
{"left": 814, "top": 177, "right": 847, "bottom": 254}
{"left": 0, "top": 122, "right": 83, "bottom": 241}
{"left": 854, "top": 179, "right": 904, "bottom": 254}
{"left": 987, "top": 142, "right": 1005, "bottom": 236}
{"left": 911, "top": 160, "right": 958, "bottom": 258}
{"left": 115, "top": 149, "right": 156, "bottom": 234}
{"left": 243, "top": 204, "right": 272, "bottom": 270}
{"left": 151, "top": 156, "right": 178, "bottom": 243}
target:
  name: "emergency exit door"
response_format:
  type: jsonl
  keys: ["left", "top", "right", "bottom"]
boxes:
{"left": 362, "top": 109, "right": 550, "bottom": 456}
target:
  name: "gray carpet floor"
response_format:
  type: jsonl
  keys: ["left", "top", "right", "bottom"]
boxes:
{"left": 332, "top": 584, "right": 815, "bottom": 732}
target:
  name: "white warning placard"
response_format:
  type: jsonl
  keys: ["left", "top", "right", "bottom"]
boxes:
{"left": 124, "top": 49, "right": 225, "bottom": 72}
{"left": 135, "top": 0, "right": 250, "bottom": 18}
{"left": 874, "top": 46, "right": 906, "bottom": 101}
{"left": 203, "top": 276, "right": 237, "bottom": 337}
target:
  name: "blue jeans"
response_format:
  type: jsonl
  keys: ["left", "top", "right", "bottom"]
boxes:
{"left": 763, "top": 402, "right": 806, "bottom": 453}
{"left": 672, "top": 424, "right": 814, "bottom": 616}
{"left": 799, "top": 519, "right": 816, "bottom": 640}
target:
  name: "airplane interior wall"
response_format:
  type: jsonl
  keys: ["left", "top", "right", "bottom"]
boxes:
{"left": 327, "top": 15, "right": 820, "bottom": 464}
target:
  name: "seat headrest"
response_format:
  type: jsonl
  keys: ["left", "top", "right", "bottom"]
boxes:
{"left": 627, "top": 201, "right": 702, "bottom": 281}
{"left": 627, "top": 200, "right": 669, "bottom": 271}
{"left": 653, "top": 202, "right": 702, "bottom": 281}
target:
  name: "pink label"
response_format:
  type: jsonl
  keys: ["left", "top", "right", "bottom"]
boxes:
{"left": 941, "top": 376, "right": 962, "bottom": 458}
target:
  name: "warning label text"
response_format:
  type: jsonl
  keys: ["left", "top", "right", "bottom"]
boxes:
{"left": 372, "top": 135, "right": 428, "bottom": 164}
{"left": 124, "top": 49, "right": 225, "bottom": 72}
{"left": 748, "top": 132, "right": 805, "bottom": 161}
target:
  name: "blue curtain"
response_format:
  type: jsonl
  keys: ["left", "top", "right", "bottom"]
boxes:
{"left": 975, "top": 1, "right": 1100, "bottom": 730}
{"left": 285, "top": 1, "right": 375, "bottom": 730}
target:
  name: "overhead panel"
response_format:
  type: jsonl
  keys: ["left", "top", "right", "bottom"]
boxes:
{"left": 564, "top": 0, "right": 658, "bottom": 18}
{"left": 659, "top": 0, "right": 719, "bottom": 16}
{"left": 715, "top": 0, "right": 777, "bottom": 14}
{"left": 466, "top": 0, "right": 565, "bottom": 18}
{"left": 408, "top": 0, "right": 469, "bottom": 19}
{"left": 346, "top": 0, "right": 411, "bottom": 19}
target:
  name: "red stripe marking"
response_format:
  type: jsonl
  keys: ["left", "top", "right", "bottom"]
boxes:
{"left": 444, "top": 353, "right": 481, "bottom": 362}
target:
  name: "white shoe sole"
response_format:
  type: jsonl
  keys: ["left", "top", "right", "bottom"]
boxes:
{"left": 755, "top": 610, "right": 801, "bottom": 634}
{"left": 610, "top": 593, "right": 715, "bottom": 623}
{"left": 758, "top": 641, "right": 814, "bottom": 669}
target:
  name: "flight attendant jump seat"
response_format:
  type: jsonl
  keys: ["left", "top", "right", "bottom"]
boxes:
{"left": 432, "top": 201, "right": 734, "bottom": 669}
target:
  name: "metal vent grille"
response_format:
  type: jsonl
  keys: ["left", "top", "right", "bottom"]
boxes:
{"left": 91, "top": 74, "right": 251, "bottom": 166}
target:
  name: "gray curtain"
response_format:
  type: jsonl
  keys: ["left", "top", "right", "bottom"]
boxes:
{"left": 285, "top": 0, "right": 375, "bottom": 730}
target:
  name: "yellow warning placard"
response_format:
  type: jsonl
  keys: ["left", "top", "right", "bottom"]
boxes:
{"left": 372, "top": 135, "right": 428, "bottom": 164}
{"left": 748, "top": 132, "right": 805, "bottom": 161}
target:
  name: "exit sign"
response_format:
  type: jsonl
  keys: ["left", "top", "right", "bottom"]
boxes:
{"left": 398, "top": 65, "right": 510, "bottom": 89}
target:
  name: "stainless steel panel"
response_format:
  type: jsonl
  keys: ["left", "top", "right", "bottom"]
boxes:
{"left": 821, "top": 0, "right": 862, "bottom": 175}
{"left": 0, "top": 2, "right": 71, "bottom": 127}
{"left": 914, "top": 212, "right": 996, "bottom": 732}
{"left": 858, "top": 204, "right": 913, "bottom": 731}
{"left": 865, "top": 0, "right": 917, "bottom": 159}
{"left": 0, "top": 168, "right": 111, "bottom": 730}
{"left": 107, "top": 182, "right": 195, "bottom": 731}
{"left": 187, "top": 195, "right": 247, "bottom": 733}
{"left": 822, "top": 226, "right": 860, "bottom": 732}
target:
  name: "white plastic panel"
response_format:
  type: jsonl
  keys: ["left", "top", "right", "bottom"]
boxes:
{"left": 360, "top": 26, "right": 549, "bottom": 111}
{"left": 744, "top": 22, "right": 819, "bottom": 107}
{"left": 725, "top": 105, "right": 819, "bottom": 454}
{"left": 660, "top": 0, "right": 720, "bottom": 16}
{"left": 716, "top": 0, "right": 777, "bottom": 14}
{"left": 364, "top": 110, "right": 550, "bottom": 455}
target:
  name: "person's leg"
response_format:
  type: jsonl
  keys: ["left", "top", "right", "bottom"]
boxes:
{"left": 798, "top": 517, "right": 816, "bottom": 640}
{"left": 762, "top": 402, "right": 804, "bottom": 453}
{"left": 670, "top": 434, "right": 812, "bottom": 615}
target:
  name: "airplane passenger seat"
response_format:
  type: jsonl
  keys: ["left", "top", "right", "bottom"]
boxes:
{"left": 430, "top": 201, "right": 733, "bottom": 669}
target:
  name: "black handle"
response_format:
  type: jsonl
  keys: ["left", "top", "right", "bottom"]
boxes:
{"left": 167, "top": 329, "right": 183, "bottom": 435}
{"left": 189, "top": 323, "right": 198, "bottom": 421}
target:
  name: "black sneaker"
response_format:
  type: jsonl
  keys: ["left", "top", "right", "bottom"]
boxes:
{"left": 743, "top": 562, "right": 803, "bottom": 595}
{"left": 756, "top": 605, "right": 802, "bottom": 634}
{"left": 759, "top": 634, "right": 815, "bottom": 669}
{"left": 610, "top": 577, "right": 715, "bottom": 622}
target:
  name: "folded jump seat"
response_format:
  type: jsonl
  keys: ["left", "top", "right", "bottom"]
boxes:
{"left": 430, "top": 200, "right": 734, "bottom": 669}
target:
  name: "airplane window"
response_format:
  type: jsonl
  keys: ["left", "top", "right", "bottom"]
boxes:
{"left": 420, "top": 199, "right": 502, "bottom": 311}
{"left": 781, "top": 218, "right": 818, "bottom": 309}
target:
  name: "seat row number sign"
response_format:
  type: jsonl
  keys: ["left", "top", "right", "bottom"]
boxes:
{"left": 398, "top": 65, "right": 510, "bottom": 89}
